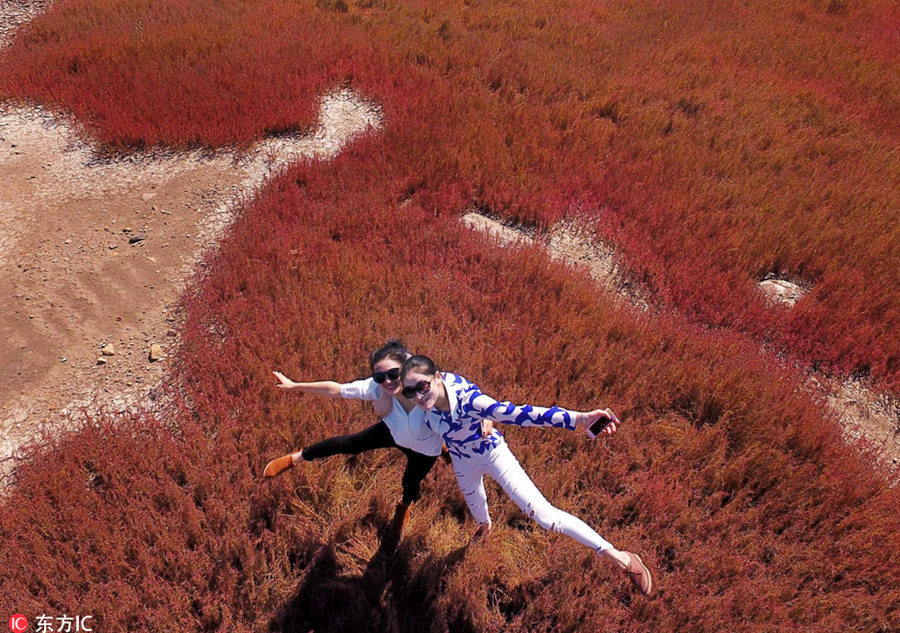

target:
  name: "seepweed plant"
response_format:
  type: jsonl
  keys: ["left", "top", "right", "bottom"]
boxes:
{"left": 177, "top": 148, "right": 900, "bottom": 631}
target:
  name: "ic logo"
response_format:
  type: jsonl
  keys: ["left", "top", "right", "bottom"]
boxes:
{"left": 8, "top": 615, "right": 28, "bottom": 633}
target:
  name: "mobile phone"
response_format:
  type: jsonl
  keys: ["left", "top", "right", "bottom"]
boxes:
{"left": 586, "top": 410, "right": 618, "bottom": 438}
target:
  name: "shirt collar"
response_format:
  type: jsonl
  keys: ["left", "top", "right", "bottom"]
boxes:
{"left": 441, "top": 373, "right": 458, "bottom": 418}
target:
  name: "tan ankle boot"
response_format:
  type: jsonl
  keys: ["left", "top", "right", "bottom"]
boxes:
{"left": 390, "top": 502, "right": 411, "bottom": 534}
{"left": 263, "top": 453, "right": 296, "bottom": 478}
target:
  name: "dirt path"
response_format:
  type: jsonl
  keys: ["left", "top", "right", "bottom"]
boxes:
{"left": 0, "top": 96, "right": 381, "bottom": 465}
{"left": 0, "top": 0, "right": 51, "bottom": 49}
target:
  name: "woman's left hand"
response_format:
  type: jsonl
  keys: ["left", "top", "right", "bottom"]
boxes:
{"left": 480, "top": 419, "right": 494, "bottom": 437}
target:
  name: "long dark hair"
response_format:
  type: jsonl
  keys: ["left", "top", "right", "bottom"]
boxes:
{"left": 369, "top": 339, "right": 411, "bottom": 370}
{"left": 401, "top": 354, "right": 438, "bottom": 380}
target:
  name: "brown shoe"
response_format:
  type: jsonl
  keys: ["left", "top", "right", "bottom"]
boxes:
{"left": 471, "top": 520, "right": 493, "bottom": 543}
{"left": 390, "top": 503, "right": 411, "bottom": 534}
{"left": 264, "top": 453, "right": 296, "bottom": 478}
{"left": 624, "top": 552, "right": 652, "bottom": 596}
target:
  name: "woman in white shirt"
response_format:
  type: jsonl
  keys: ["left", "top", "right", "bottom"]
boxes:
{"left": 263, "top": 341, "right": 446, "bottom": 534}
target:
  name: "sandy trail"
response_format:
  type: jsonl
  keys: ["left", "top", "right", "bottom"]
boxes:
{"left": 0, "top": 0, "right": 51, "bottom": 49}
{"left": 0, "top": 3, "right": 382, "bottom": 465}
{"left": 0, "top": 95, "right": 381, "bottom": 464}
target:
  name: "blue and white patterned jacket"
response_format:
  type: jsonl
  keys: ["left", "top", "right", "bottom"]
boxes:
{"left": 423, "top": 372, "right": 578, "bottom": 460}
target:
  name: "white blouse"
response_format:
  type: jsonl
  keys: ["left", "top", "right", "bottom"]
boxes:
{"left": 340, "top": 378, "right": 444, "bottom": 456}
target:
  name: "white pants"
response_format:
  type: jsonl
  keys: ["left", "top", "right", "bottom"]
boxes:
{"left": 452, "top": 442, "right": 614, "bottom": 553}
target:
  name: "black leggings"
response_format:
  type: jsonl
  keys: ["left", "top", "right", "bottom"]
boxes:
{"left": 301, "top": 421, "right": 439, "bottom": 506}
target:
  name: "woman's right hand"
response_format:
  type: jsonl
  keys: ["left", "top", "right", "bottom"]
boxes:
{"left": 273, "top": 370, "right": 297, "bottom": 390}
{"left": 579, "top": 408, "right": 619, "bottom": 435}
{"left": 373, "top": 388, "right": 393, "bottom": 417}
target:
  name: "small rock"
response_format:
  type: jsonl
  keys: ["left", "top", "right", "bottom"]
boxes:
{"left": 101, "top": 343, "right": 115, "bottom": 356}
{"left": 109, "top": 244, "right": 117, "bottom": 250}
{"left": 123, "top": 227, "right": 132, "bottom": 233}
{"left": 129, "top": 234, "right": 146, "bottom": 244}
{"left": 758, "top": 279, "right": 807, "bottom": 306}
{"left": 96, "top": 357, "right": 107, "bottom": 365}
{"left": 149, "top": 343, "right": 164, "bottom": 362}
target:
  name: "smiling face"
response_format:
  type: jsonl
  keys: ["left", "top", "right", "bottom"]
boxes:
{"left": 402, "top": 368, "right": 441, "bottom": 410}
{"left": 372, "top": 357, "right": 403, "bottom": 396}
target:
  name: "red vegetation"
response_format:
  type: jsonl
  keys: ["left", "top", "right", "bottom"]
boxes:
{"left": 3, "top": 144, "right": 899, "bottom": 631}
{"left": 1, "top": 0, "right": 899, "bottom": 631}
{"left": 2, "top": 0, "right": 898, "bottom": 386}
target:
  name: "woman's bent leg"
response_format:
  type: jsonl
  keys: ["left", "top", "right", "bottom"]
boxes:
{"left": 385, "top": 451, "right": 440, "bottom": 535}
{"left": 399, "top": 450, "right": 440, "bottom": 506}
{"left": 301, "top": 421, "right": 396, "bottom": 460}
{"left": 488, "top": 445, "right": 614, "bottom": 553}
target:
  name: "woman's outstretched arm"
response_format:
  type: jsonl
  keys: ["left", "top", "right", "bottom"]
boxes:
{"left": 464, "top": 389, "right": 617, "bottom": 435}
{"left": 273, "top": 370, "right": 392, "bottom": 419}
{"left": 272, "top": 370, "right": 343, "bottom": 397}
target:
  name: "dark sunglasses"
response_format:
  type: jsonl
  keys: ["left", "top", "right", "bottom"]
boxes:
{"left": 372, "top": 368, "right": 401, "bottom": 384}
{"left": 401, "top": 380, "right": 431, "bottom": 399}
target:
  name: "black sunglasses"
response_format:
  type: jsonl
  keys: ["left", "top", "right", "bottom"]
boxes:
{"left": 401, "top": 380, "right": 431, "bottom": 399}
{"left": 372, "top": 368, "right": 401, "bottom": 384}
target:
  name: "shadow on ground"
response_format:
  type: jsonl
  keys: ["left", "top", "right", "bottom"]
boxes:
{"left": 271, "top": 517, "right": 470, "bottom": 633}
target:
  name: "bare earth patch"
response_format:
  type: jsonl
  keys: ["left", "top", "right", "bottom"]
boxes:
{"left": 0, "top": 0, "right": 52, "bottom": 49}
{"left": 813, "top": 375, "right": 900, "bottom": 470}
{"left": 758, "top": 278, "right": 809, "bottom": 306}
{"left": 460, "top": 210, "right": 651, "bottom": 309}
{"left": 0, "top": 92, "right": 381, "bottom": 465}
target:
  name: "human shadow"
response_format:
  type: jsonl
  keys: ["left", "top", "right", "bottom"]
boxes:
{"left": 270, "top": 516, "right": 471, "bottom": 633}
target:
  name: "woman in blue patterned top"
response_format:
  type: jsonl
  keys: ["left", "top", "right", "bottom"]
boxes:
{"left": 401, "top": 354, "right": 652, "bottom": 596}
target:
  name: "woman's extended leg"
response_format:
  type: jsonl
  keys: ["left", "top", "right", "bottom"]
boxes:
{"left": 301, "top": 420, "right": 396, "bottom": 459}
{"left": 399, "top": 450, "right": 440, "bottom": 505}
{"left": 486, "top": 444, "right": 652, "bottom": 594}
{"left": 451, "top": 458, "right": 491, "bottom": 525}
{"left": 264, "top": 421, "right": 396, "bottom": 477}
{"left": 487, "top": 445, "right": 613, "bottom": 551}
